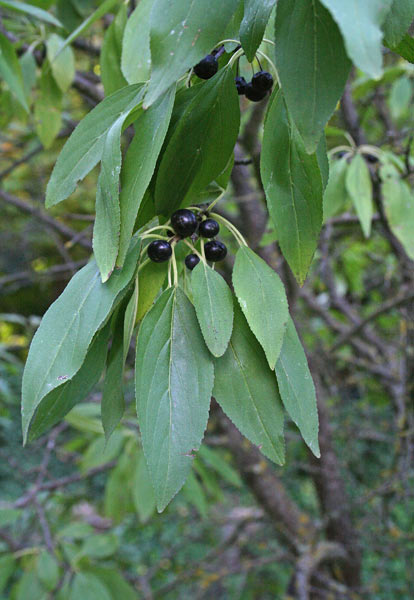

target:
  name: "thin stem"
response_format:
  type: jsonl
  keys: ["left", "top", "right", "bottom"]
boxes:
{"left": 206, "top": 189, "right": 226, "bottom": 213}
{"left": 141, "top": 234, "right": 169, "bottom": 241}
{"left": 182, "top": 238, "right": 204, "bottom": 261}
{"left": 210, "top": 212, "right": 248, "bottom": 246}
{"left": 228, "top": 48, "right": 245, "bottom": 69}
{"left": 167, "top": 259, "right": 172, "bottom": 288}
{"left": 256, "top": 50, "right": 279, "bottom": 86}
{"left": 138, "top": 257, "right": 150, "bottom": 272}
{"left": 200, "top": 239, "right": 206, "bottom": 261}
{"left": 144, "top": 224, "right": 171, "bottom": 235}
{"left": 171, "top": 244, "right": 178, "bottom": 287}
{"left": 262, "top": 38, "right": 275, "bottom": 47}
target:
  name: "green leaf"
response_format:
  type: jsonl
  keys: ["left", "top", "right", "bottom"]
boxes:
{"left": 191, "top": 261, "right": 233, "bottom": 357}
{"left": 101, "top": 315, "right": 125, "bottom": 441}
{"left": 275, "top": 318, "right": 320, "bottom": 457}
{"left": 181, "top": 471, "right": 208, "bottom": 517}
{"left": 80, "top": 431, "right": 124, "bottom": 472}
{"left": 123, "top": 276, "right": 138, "bottom": 363}
{"left": 274, "top": 0, "right": 350, "bottom": 152}
{"left": 232, "top": 246, "right": 288, "bottom": 369}
{"left": 381, "top": 165, "right": 414, "bottom": 259}
{"left": 22, "top": 238, "right": 141, "bottom": 443}
{"left": 389, "top": 76, "right": 412, "bottom": 120}
{"left": 135, "top": 287, "right": 214, "bottom": 511}
{"left": 59, "top": 0, "right": 120, "bottom": 53}
{"left": 132, "top": 451, "right": 156, "bottom": 523}
{"left": 240, "top": 0, "right": 276, "bottom": 62}
{"left": 0, "top": 32, "right": 29, "bottom": 112}
{"left": 26, "top": 323, "right": 110, "bottom": 443}
{"left": 104, "top": 452, "right": 135, "bottom": 521}
{"left": 137, "top": 260, "right": 167, "bottom": 321}
{"left": 81, "top": 534, "right": 118, "bottom": 559}
{"left": 37, "top": 551, "right": 60, "bottom": 591}
{"left": 383, "top": 0, "right": 414, "bottom": 46}
{"left": 117, "top": 86, "right": 175, "bottom": 267}
{"left": 83, "top": 567, "right": 137, "bottom": 600}
{"left": 323, "top": 157, "right": 350, "bottom": 220}
{"left": 70, "top": 573, "right": 112, "bottom": 600}
{"left": 198, "top": 445, "right": 242, "bottom": 487}
{"left": 213, "top": 303, "right": 285, "bottom": 465}
{"left": 317, "top": 135, "right": 330, "bottom": 191}
{"left": 20, "top": 50, "right": 37, "bottom": 99}
{"left": 34, "top": 65, "right": 62, "bottom": 149}
{"left": 46, "top": 84, "right": 145, "bottom": 208}
{"left": 346, "top": 154, "right": 373, "bottom": 237}
{"left": 121, "top": 0, "right": 152, "bottom": 84}
{"left": 261, "top": 91, "right": 324, "bottom": 284}
{"left": 0, "top": 0, "right": 63, "bottom": 27}
{"left": 47, "top": 33, "right": 75, "bottom": 93}
{"left": 144, "top": 0, "right": 239, "bottom": 107}
{"left": 101, "top": 5, "right": 128, "bottom": 96}
{"left": 154, "top": 68, "right": 240, "bottom": 215}
{"left": 0, "top": 554, "right": 15, "bottom": 594}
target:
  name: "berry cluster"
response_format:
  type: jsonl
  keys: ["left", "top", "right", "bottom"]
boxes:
{"left": 147, "top": 209, "right": 227, "bottom": 269}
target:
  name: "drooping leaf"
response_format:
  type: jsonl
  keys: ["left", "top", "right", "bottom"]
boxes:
{"left": 275, "top": 318, "right": 320, "bottom": 457}
{"left": 154, "top": 68, "right": 240, "bottom": 215}
{"left": 34, "top": 65, "right": 62, "bottom": 148}
{"left": 323, "top": 157, "right": 350, "bottom": 220}
{"left": 22, "top": 238, "right": 141, "bottom": 443}
{"left": 46, "top": 84, "right": 145, "bottom": 208}
{"left": 70, "top": 573, "right": 112, "bottom": 600}
{"left": 274, "top": 0, "right": 350, "bottom": 152}
{"left": 261, "top": 91, "right": 324, "bottom": 284}
{"left": 117, "top": 86, "right": 175, "bottom": 267}
{"left": 181, "top": 471, "right": 208, "bottom": 517}
{"left": 346, "top": 154, "right": 374, "bottom": 237}
{"left": 232, "top": 246, "right": 288, "bottom": 369}
{"left": 144, "top": 0, "right": 239, "bottom": 107}
{"left": 136, "top": 259, "right": 168, "bottom": 321}
{"left": 384, "top": 0, "right": 414, "bottom": 47}
{"left": 381, "top": 164, "right": 414, "bottom": 259}
{"left": 0, "top": 0, "right": 63, "bottom": 27}
{"left": 101, "top": 5, "right": 128, "bottom": 96}
{"left": 37, "top": 551, "right": 60, "bottom": 591}
{"left": 191, "top": 261, "right": 234, "bottom": 357}
{"left": 240, "top": 0, "right": 276, "bottom": 62}
{"left": 213, "top": 303, "right": 285, "bottom": 465}
{"left": 132, "top": 451, "right": 156, "bottom": 523}
{"left": 0, "top": 32, "right": 29, "bottom": 112}
{"left": 101, "top": 315, "right": 125, "bottom": 441}
{"left": 319, "top": 0, "right": 392, "bottom": 79}
{"left": 121, "top": 0, "right": 152, "bottom": 84}
{"left": 135, "top": 287, "right": 214, "bottom": 511}
{"left": 20, "top": 50, "right": 37, "bottom": 99}
{"left": 47, "top": 33, "right": 75, "bottom": 92}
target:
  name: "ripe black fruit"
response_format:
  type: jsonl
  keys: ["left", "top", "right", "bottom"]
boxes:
{"left": 251, "top": 71, "right": 273, "bottom": 92}
{"left": 185, "top": 253, "right": 200, "bottom": 270}
{"left": 245, "top": 83, "right": 267, "bottom": 102}
{"left": 235, "top": 76, "right": 247, "bottom": 95}
{"left": 147, "top": 240, "right": 172, "bottom": 263}
{"left": 204, "top": 240, "right": 227, "bottom": 262}
{"left": 199, "top": 218, "right": 220, "bottom": 238}
{"left": 193, "top": 54, "right": 218, "bottom": 79}
{"left": 171, "top": 209, "right": 198, "bottom": 238}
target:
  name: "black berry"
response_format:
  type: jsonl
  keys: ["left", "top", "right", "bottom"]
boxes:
{"left": 235, "top": 76, "right": 247, "bottom": 95}
{"left": 185, "top": 254, "right": 200, "bottom": 270}
{"left": 245, "top": 83, "right": 267, "bottom": 102}
{"left": 204, "top": 240, "right": 227, "bottom": 262}
{"left": 199, "top": 219, "right": 220, "bottom": 238}
{"left": 147, "top": 240, "right": 172, "bottom": 263}
{"left": 193, "top": 54, "right": 218, "bottom": 80}
{"left": 171, "top": 209, "right": 198, "bottom": 238}
{"left": 251, "top": 71, "right": 273, "bottom": 92}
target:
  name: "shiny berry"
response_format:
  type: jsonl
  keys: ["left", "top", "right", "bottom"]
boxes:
{"left": 204, "top": 240, "right": 227, "bottom": 262}
{"left": 193, "top": 54, "right": 218, "bottom": 79}
{"left": 251, "top": 71, "right": 273, "bottom": 92}
{"left": 147, "top": 240, "right": 172, "bottom": 263}
{"left": 185, "top": 254, "right": 200, "bottom": 270}
{"left": 235, "top": 76, "right": 247, "bottom": 95}
{"left": 171, "top": 209, "right": 198, "bottom": 237}
{"left": 199, "top": 219, "right": 220, "bottom": 238}
{"left": 245, "top": 83, "right": 267, "bottom": 102}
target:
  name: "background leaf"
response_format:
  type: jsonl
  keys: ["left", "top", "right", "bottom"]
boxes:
{"left": 47, "top": 33, "right": 75, "bottom": 93}
{"left": 34, "top": 65, "right": 62, "bottom": 148}
{"left": 346, "top": 154, "right": 374, "bottom": 238}
{"left": 101, "top": 5, "right": 128, "bottom": 96}
{"left": 240, "top": 0, "right": 276, "bottom": 62}
{"left": 0, "top": 32, "right": 29, "bottom": 112}
{"left": 121, "top": 0, "right": 152, "bottom": 84}
{"left": 101, "top": 315, "right": 125, "bottom": 441}
{"left": 0, "top": 0, "right": 63, "bottom": 27}
{"left": 383, "top": 0, "right": 414, "bottom": 46}
{"left": 323, "top": 157, "right": 350, "bottom": 220}
{"left": 381, "top": 164, "right": 414, "bottom": 259}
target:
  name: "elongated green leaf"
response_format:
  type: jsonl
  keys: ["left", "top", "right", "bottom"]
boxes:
{"left": 381, "top": 164, "right": 414, "bottom": 259}
{"left": 136, "top": 260, "right": 167, "bottom": 321}
{"left": 323, "top": 157, "right": 350, "bottom": 220}
{"left": 117, "top": 86, "right": 175, "bottom": 267}
{"left": 132, "top": 451, "right": 156, "bottom": 523}
{"left": 123, "top": 276, "right": 138, "bottom": 363}
{"left": 83, "top": 567, "right": 137, "bottom": 600}
{"left": 275, "top": 318, "right": 319, "bottom": 457}
{"left": 46, "top": 84, "right": 145, "bottom": 208}
{"left": 233, "top": 247, "right": 288, "bottom": 369}
{"left": 383, "top": 0, "right": 414, "bottom": 46}
{"left": 101, "top": 317, "right": 125, "bottom": 441}
{"left": 346, "top": 154, "right": 373, "bottom": 237}
{"left": 181, "top": 471, "right": 208, "bottom": 517}
{"left": 213, "top": 304, "right": 285, "bottom": 464}
{"left": 34, "top": 65, "right": 62, "bottom": 149}
{"left": 0, "top": 32, "right": 29, "bottom": 112}
{"left": 154, "top": 68, "right": 240, "bottom": 215}
{"left": 26, "top": 322, "right": 110, "bottom": 443}
{"left": 0, "top": 0, "right": 63, "bottom": 27}
{"left": 389, "top": 77, "right": 412, "bottom": 120}
{"left": 37, "top": 551, "right": 60, "bottom": 591}
{"left": 47, "top": 33, "right": 75, "bottom": 92}
{"left": 70, "top": 573, "right": 112, "bottom": 600}
{"left": 135, "top": 287, "right": 214, "bottom": 511}
{"left": 386, "top": 32, "right": 414, "bottom": 62}
{"left": 191, "top": 261, "right": 233, "bottom": 357}
{"left": 144, "top": 0, "right": 239, "bottom": 107}
{"left": 261, "top": 91, "right": 324, "bottom": 284}
{"left": 198, "top": 445, "right": 242, "bottom": 487}
{"left": 319, "top": 0, "right": 392, "bottom": 79}
{"left": 101, "top": 5, "right": 128, "bottom": 96}
{"left": 59, "top": 0, "right": 119, "bottom": 53}
{"left": 274, "top": 0, "right": 350, "bottom": 152}
{"left": 22, "top": 238, "right": 141, "bottom": 443}
{"left": 121, "top": 0, "right": 152, "bottom": 84}
{"left": 240, "top": 0, "right": 276, "bottom": 62}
